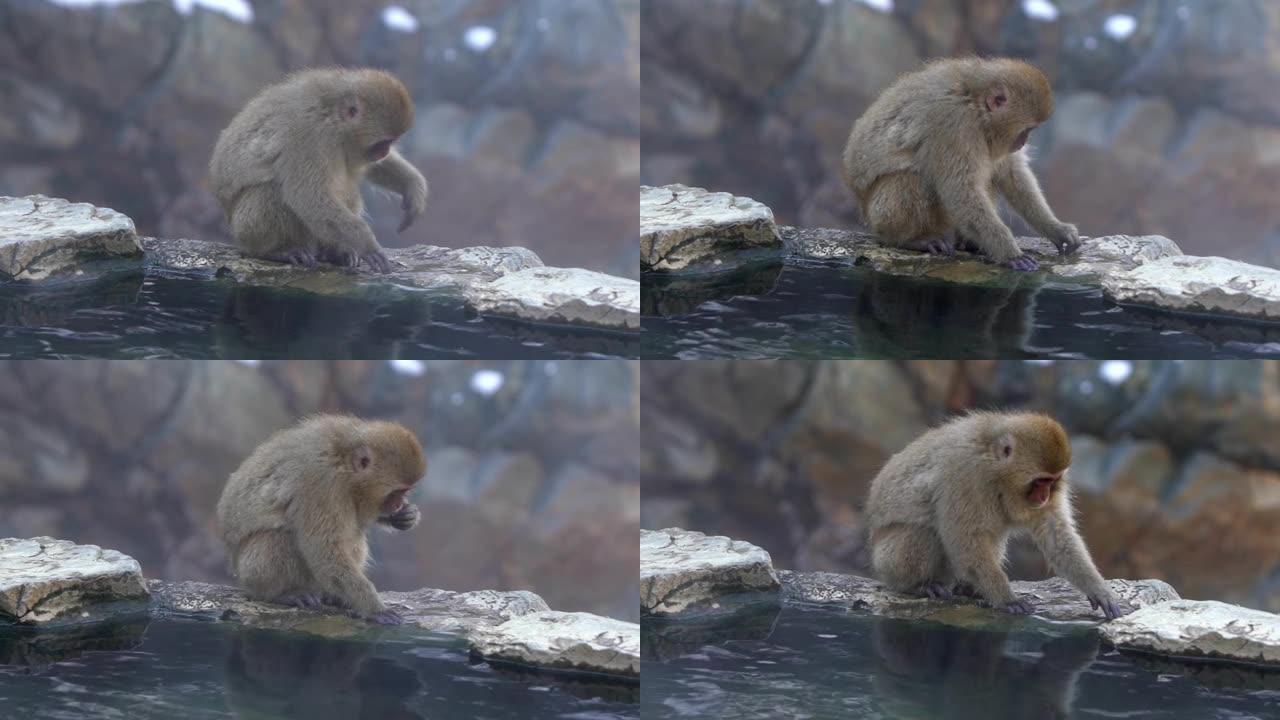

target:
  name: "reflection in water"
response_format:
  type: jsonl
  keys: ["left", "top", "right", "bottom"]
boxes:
{"left": 641, "top": 605, "right": 1280, "bottom": 719}
{"left": 0, "top": 270, "right": 636, "bottom": 359}
{"left": 0, "top": 619, "right": 637, "bottom": 719}
{"left": 871, "top": 618, "right": 1097, "bottom": 720}
{"left": 641, "top": 262, "right": 1280, "bottom": 359}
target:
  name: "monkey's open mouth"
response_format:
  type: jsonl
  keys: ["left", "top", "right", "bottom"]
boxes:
{"left": 1012, "top": 128, "right": 1032, "bottom": 152}
{"left": 368, "top": 139, "right": 393, "bottom": 161}
{"left": 1026, "top": 475, "right": 1057, "bottom": 507}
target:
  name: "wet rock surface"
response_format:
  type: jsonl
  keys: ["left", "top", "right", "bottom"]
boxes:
{"left": 469, "top": 610, "right": 640, "bottom": 679}
{"left": 779, "top": 571, "right": 1180, "bottom": 624}
{"left": 641, "top": 528, "right": 780, "bottom": 615}
{"left": 1099, "top": 599, "right": 1280, "bottom": 668}
{"left": 0, "top": 195, "right": 142, "bottom": 280}
{"left": 464, "top": 266, "right": 640, "bottom": 330}
{"left": 782, "top": 226, "right": 1182, "bottom": 286}
{"left": 641, "top": 185, "right": 783, "bottom": 271}
{"left": 1101, "top": 256, "right": 1280, "bottom": 321}
{"left": 149, "top": 579, "right": 638, "bottom": 678}
{"left": 0, "top": 537, "right": 149, "bottom": 624}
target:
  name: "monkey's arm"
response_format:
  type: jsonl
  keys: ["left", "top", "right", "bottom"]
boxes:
{"left": 290, "top": 505, "right": 386, "bottom": 617}
{"left": 931, "top": 161, "right": 1025, "bottom": 266}
{"left": 278, "top": 154, "right": 392, "bottom": 273}
{"left": 936, "top": 502, "right": 1026, "bottom": 613}
{"left": 366, "top": 149, "right": 429, "bottom": 233}
{"left": 1029, "top": 504, "right": 1124, "bottom": 620}
{"left": 992, "top": 153, "right": 1080, "bottom": 255}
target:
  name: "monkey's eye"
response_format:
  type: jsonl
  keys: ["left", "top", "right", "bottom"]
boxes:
{"left": 359, "top": 455, "right": 371, "bottom": 470}
{"left": 346, "top": 105, "right": 359, "bottom": 119}
{"left": 1001, "top": 443, "right": 1013, "bottom": 458}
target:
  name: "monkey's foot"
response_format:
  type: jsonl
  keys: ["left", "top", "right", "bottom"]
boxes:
{"left": 1003, "top": 255, "right": 1039, "bottom": 272}
{"left": 282, "top": 593, "right": 326, "bottom": 610}
{"left": 953, "top": 581, "right": 981, "bottom": 598}
{"left": 368, "top": 608, "right": 406, "bottom": 625}
{"left": 916, "top": 581, "right": 954, "bottom": 601}
{"left": 903, "top": 236, "right": 956, "bottom": 257}
{"left": 265, "top": 250, "right": 319, "bottom": 268}
{"left": 360, "top": 250, "right": 393, "bottom": 274}
{"left": 999, "top": 598, "right": 1035, "bottom": 615}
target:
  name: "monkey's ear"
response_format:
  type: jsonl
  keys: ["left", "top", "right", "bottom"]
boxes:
{"left": 350, "top": 445, "right": 374, "bottom": 473}
{"left": 339, "top": 95, "right": 363, "bottom": 122}
{"left": 994, "top": 433, "right": 1015, "bottom": 461}
{"left": 984, "top": 86, "right": 1009, "bottom": 113}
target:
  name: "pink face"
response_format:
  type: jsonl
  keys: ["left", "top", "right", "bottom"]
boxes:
{"left": 1026, "top": 472, "right": 1062, "bottom": 508}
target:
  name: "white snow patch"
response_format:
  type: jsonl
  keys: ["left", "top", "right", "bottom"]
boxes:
{"left": 390, "top": 360, "right": 427, "bottom": 377}
{"left": 381, "top": 5, "right": 420, "bottom": 33}
{"left": 1021, "top": 0, "right": 1059, "bottom": 22}
{"left": 463, "top": 25, "right": 497, "bottom": 52}
{"left": 1099, "top": 360, "right": 1133, "bottom": 385}
{"left": 172, "top": 0, "right": 253, "bottom": 22}
{"left": 470, "top": 369, "right": 505, "bottom": 396}
{"left": 1104, "top": 14, "right": 1137, "bottom": 40}
{"left": 854, "top": 0, "right": 893, "bottom": 12}
{"left": 47, "top": 0, "right": 143, "bottom": 7}
{"left": 1083, "top": 36, "right": 1099, "bottom": 51}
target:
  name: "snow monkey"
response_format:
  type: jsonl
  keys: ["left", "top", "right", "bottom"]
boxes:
{"left": 209, "top": 68, "right": 429, "bottom": 273}
{"left": 217, "top": 415, "right": 426, "bottom": 625}
{"left": 865, "top": 412, "right": 1125, "bottom": 620}
{"left": 842, "top": 57, "right": 1081, "bottom": 272}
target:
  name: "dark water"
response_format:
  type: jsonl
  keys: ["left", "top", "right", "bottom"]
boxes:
{"left": 642, "top": 261, "right": 1280, "bottom": 359}
{"left": 0, "top": 618, "right": 637, "bottom": 719}
{"left": 0, "top": 270, "right": 636, "bottom": 359}
{"left": 642, "top": 604, "right": 1280, "bottom": 719}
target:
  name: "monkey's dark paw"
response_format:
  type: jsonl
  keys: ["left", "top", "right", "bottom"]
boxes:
{"left": 369, "top": 608, "right": 406, "bottom": 625}
{"left": 953, "top": 582, "right": 981, "bottom": 598}
{"left": 283, "top": 593, "right": 326, "bottom": 610}
{"left": 918, "top": 581, "right": 954, "bottom": 601}
{"left": 1049, "top": 223, "right": 1082, "bottom": 255}
{"left": 1090, "top": 594, "right": 1126, "bottom": 621}
{"left": 287, "top": 251, "right": 319, "bottom": 268}
{"left": 1004, "top": 255, "right": 1039, "bottom": 272}
{"left": 1000, "top": 599, "right": 1035, "bottom": 615}
{"left": 382, "top": 504, "right": 420, "bottom": 531}
{"left": 361, "top": 250, "right": 392, "bottom": 274}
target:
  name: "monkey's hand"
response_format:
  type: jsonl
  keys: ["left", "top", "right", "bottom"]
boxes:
{"left": 379, "top": 502, "right": 420, "bottom": 531}
{"left": 999, "top": 598, "right": 1035, "bottom": 615}
{"left": 399, "top": 179, "right": 428, "bottom": 233}
{"left": 1089, "top": 590, "right": 1126, "bottom": 621}
{"left": 369, "top": 607, "right": 406, "bottom": 625}
{"left": 1003, "top": 254, "right": 1039, "bottom": 272}
{"left": 1047, "top": 222, "right": 1081, "bottom": 255}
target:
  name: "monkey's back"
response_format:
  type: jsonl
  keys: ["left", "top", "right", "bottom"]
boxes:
{"left": 842, "top": 60, "right": 986, "bottom": 197}
{"left": 865, "top": 414, "right": 997, "bottom": 532}
{"left": 216, "top": 418, "right": 346, "bottom": 547}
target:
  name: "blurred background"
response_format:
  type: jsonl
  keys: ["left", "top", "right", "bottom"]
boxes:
{"left": 641, "top": 360, "right": 1280, "bottom": 613}
{"left": 641, "top": 0, "right": 1280, "bottom": 268}
{"left": 0, "top": 0, "right": 639, "bottom": 279}
{"left": 0, "top": 360, "right": 640, "bottom": 621}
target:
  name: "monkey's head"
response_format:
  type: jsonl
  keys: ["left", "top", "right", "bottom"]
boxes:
{"left": 343, "top": 420, "right": 426, "bottom": 523}
{"left": 976, "top": 59, "right": 1054, "bottom": 156}
{"left": 332, "top": 69, "right": 415, "bottom": 167}
{"left": 988, "top": 413, "right": 1071, "bottom": 519}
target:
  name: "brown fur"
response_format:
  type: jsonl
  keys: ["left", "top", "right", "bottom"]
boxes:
{"left": 209, "top": 68, "right": 429, "bottom": 273}
{"left": 216, "top": 415, "right": 427, "bottom": 624}
{"left": 842, "top": 57, "right": 1080, "bottom": 269}
{"left": 864, "top": 412, "right": 1125, "bottom": 620}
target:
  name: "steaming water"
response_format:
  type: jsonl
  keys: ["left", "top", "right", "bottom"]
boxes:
{"left": 642, "top": 604, "right": 1280, "bottom": 719}
{"left": 642, "top": 262, "right": 1280, "bottom": 359}
{"left": 0, "top": 270, "right": 636, "bottom": 359}
{"left": 0, "top": 618, "right": 637, "bottom": 719}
